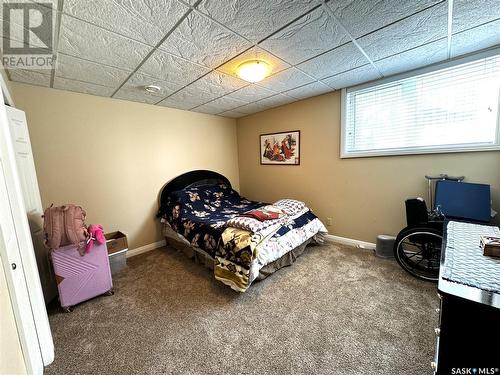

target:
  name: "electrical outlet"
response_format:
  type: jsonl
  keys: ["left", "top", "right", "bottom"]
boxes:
{"left": 326, "top": 217, "right": 333, "bottom": 226}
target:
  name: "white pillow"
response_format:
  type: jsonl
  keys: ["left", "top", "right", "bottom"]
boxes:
{"left": 274, "top": 199, "right": 306, "bottom": 216}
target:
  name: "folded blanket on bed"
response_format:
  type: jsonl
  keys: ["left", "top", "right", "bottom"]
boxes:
{"left": 215, "top": 224, "right": 284, "bottom": 291}
{"left": 215, "top": 208, "right": 327, "bottom": 292}
{"left": 226, "top": 200, "right": 307, "bottom": 233}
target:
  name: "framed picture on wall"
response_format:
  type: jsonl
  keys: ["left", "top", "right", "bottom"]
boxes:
{"left": 260, "top": 130, "right": 300, "bottom": 165}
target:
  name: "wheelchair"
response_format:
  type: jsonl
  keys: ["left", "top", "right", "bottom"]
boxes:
{"left": 393, "top": 175, "right": 465, "bottom": 282}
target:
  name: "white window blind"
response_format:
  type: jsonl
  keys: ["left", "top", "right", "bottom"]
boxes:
{"left": 342, "top": 53, "right": 500, "bottom": 158}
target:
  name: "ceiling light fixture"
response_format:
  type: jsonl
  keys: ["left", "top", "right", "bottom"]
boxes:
{"left": 237, "top": 60, "right": 270, "bottom": 83}
{"left": 144, "top": 85, "right": 161, "bottom": 93}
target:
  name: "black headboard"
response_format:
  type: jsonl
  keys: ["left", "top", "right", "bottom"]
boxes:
{"left": 158, "top": 170, "right": 231, "bottom": 213}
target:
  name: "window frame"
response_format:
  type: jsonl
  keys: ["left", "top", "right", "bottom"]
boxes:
{"left": 340, "top": 47, "right": 500, "bottom": 159}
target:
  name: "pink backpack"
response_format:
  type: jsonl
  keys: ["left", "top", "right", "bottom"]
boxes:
{"left": 43, "top": 204, "right": 89, "bottom": 250}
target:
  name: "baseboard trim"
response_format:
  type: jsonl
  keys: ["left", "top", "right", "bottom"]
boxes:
{"left": 127, "top": 239, "right": 166, "bottom": 258}
{"left": 325, "top": 234, "right": 376, "bottom": 250}
{"left": 127, "top": 236, "right": 375, "bottom": 257}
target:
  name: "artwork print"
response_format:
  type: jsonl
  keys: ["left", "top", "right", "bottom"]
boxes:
{"left": 260, "top": 131, "right": 300, "bottom": 165}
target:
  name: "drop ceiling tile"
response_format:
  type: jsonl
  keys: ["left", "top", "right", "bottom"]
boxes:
{"left": 259, "top": 7, "right": 350, "bottom": 65}
{"left": 113, "top": 73, "right": 177, "bottom": 104}
{"left": 374, "top": 38, "right": 448, "bottom": 77}
{"left": 55, "top": 53, "right": 131, "bottom": 88}
{"left": 58, "top": 15, "right": 151, "bottom": 70}
{"left": 285, "top": 81, "right": 331, "bottom": 100}
{"left": 8, "top": 69, "right": 51, "bottom": 87}
{"left": 257, "top": 67, "right": 314, "bottom": 92}
{"left": 158, "top": 11, "right": 250, "bottom": 69}
{"left": 217, "top": 46, "right": 290, "bottom": 78}
{"left": 322, "top": 64, "right": 381, "bottom": 89}
{"left": 327, "top": 0, "right": 441, "bottom": 38}
{"left": 234, "top": 101, "right": 271, "bottom": 115}
{"left": 226, "top": 84, "right": 276, "bottom": 102}
{"left": 193, "top": 96, "right": 247, "bottom": 114}
{"left": 357, "top": 3, "right": 448, "bottom": 61}
{"left": 452, "top": 0, "right": 500, "bottom": 34}
{"left": 54, "top": 77, "right": 115, "bottom": 97}
{"left": 297, "top": 42, "right": 369, "bottom": 79}
{"left": 451, "top": 19, "right": 500, "bottom": 58}
{"left": 219, "top": 110, "right": 247, "bottom": 118}
{"left": 63, "top": 0, "right": 189, "bottom": 46}
{"left": 157, "top": 96, "right": 203, "bottom": 111}
{"left": 256, "top": 94, "right": 297, "bottom": 108}
{"left": 197, "top": 0, "right": 320, "bottom": 43}
{"left": 138, "top": 49, "right": 210, "bottom": 87}
{"left": 5, "top": 65, "right": 51, "bottom": 76}
{"left": 158, "top": 86, "right": 217, "bottom": 110}
{"left": 187, "top": 71, "right": 248, "bottom": 98}
{"left": 191, "top": 106, "right": 222, "bottom": 115}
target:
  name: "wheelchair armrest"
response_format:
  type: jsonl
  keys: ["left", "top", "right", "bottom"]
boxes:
{"left": 405, "top": 198, "right": 429, "bottom": 226}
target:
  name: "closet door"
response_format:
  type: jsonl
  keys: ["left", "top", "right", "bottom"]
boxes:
{"left": 0, "top": 121, "right": 43, "bottom": 375}
{"left": 6, "top": 106, "right": 57, "bottom": 304}
{"left": 0, "top": 101, "right": 53, "bottom": 372}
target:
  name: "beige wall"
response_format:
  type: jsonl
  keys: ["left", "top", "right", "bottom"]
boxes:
{"left": 237, "top": 91, "right": 500, "bottom": 243}
{"left": 0, "top": 255, "right": 27, "bottom": 375}
{"left": 10, "top": 82, "right": 500, "bottom": 246}
{"left": 11, "top": 82, "right": 240, "bottom": 249}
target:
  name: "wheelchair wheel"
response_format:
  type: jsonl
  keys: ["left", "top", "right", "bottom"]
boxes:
{"left": 394, "top": 226, "right": 442, "bottom": 281}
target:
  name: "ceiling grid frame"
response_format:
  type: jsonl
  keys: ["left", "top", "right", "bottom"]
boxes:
{"left": 181, "top": 0, "right": 339, "bottom": 113}
{"left": 320, "top": 1, "right": 384, "bottom": 80}
{"left": 3, "top": 0, "right": 499, "bottom": 118}
{"left": 152, "top": 1, "right": 327, "bottom": 111}
{"left": 110, "top": 0, "right": 203, "bottom": 97}
{"left": 447, "top": 0, "right": 455, "bottom": 58}
{"left": 49, "top": 0, "right": 64, "bottom": 87}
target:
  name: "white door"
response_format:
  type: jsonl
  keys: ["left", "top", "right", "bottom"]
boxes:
{"left": 6, "top": 106, "right": 43, "bottom": 213}
{"left": 6, "top": 106, "right": 57, "bottom": 304}
{"left": 0, "top": 234, "right": 27, "bottom": 375}
{"left": 0, "top": 100, "right": 53, "bottom": 372}
{"left": 0, "top": 136, "right": 43, "bottom": 375}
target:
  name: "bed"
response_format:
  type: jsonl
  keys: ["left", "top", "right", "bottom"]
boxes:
{"left": 156, "top": 170, "right": 327, "bottom": 292}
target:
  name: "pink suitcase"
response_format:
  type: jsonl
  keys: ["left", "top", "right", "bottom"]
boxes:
{"left": 51, "top": 242, "right": 113, "bottom": 312}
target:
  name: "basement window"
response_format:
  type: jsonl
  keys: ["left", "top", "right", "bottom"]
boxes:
{"left": 341, "top": 51, "right": 500, "bottom": 158}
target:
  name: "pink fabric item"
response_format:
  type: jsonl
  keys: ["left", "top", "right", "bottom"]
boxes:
{"left": 86, "top": 224, "right": 105, "bottom": 253}
{"left": 240, "top": 208, "right": 282, "bottom": 221}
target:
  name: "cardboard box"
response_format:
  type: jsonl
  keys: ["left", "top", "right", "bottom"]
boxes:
{"left": 105, "top": 231, "right": 128, "bottom": 255}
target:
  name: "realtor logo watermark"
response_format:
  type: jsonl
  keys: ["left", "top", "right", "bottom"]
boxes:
{"left": 2, "top": 2, "right": 54, "bottom": 69}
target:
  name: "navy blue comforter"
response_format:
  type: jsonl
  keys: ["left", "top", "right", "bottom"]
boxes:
{"left": 158, "top": 184, "right": 264, "bottom": 257}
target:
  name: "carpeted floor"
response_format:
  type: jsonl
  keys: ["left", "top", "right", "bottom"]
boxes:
{"left": 45, "top": 243, "right": 437, "bottom": 375}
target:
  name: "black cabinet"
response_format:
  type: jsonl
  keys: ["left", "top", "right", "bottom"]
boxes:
{"left": 435, "top": 291, "right": 500, "bottom": 373}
